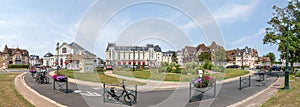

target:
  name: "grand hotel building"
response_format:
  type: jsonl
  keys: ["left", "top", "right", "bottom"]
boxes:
{"left": 106, "top": 43, "right": 173, "bottom": 67}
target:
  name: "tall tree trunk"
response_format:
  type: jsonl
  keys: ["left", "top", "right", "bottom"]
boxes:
{"left": 291, "top": 62, "right": 294, "bottom": 73}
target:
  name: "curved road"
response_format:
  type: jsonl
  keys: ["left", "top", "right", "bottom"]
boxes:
{"left": 23, "top": 71, "right": 280, "bottom": 107}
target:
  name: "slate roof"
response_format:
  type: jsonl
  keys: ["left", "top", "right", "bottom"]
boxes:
{"left": 44, "top": 52, "right": 54, "bottom": 57}
{"left": 106, "top": 43, "right": 162, "bottom": 52}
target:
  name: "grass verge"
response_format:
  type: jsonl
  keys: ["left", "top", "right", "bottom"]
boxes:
{"left": 113, "top": 68, "right": 249, "bottom": 82}
{"left": 0, "top": 72, "right": 34, "bottom": 107}
{"left": 260, "top": 75, "right": 300, "bottom": 107}
{"left": 58, "top": 70, "right": 145, "bottom": 86}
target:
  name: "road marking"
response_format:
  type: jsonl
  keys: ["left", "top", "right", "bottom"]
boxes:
{"left": 74, "top": 90, "right": 82, "bottom": 93}
{"left": 80, "top": 91, "right": 102, "bottom": 97}
{"left": 93, "top": 87, "right": 101, "bottom": 90}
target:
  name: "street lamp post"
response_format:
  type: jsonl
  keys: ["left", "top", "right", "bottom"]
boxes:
{"left": 284, "top": 20, "right": 290, "bottom": 89}
{"left": 56, "top": 42, "right": 59, "bottom": 74}
{"left": 132, "top": 46, "right": 136, "bottom": 71}
{"left": 237, "top": 47, "right": 250, "bottom": 70}
{"left": 237, "top": 48, "right": 245, "bottom": 70}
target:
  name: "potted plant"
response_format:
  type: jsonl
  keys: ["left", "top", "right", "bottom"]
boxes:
{"left": 52, "top": 74, "right": 67, "bottom": 82}
{"left": 192, "top": 75, "right": 215, "bottom": 88}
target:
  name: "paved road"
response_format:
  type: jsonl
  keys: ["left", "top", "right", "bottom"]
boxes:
{"left": 24, "top": 71, "right": 279, "bottom": 107}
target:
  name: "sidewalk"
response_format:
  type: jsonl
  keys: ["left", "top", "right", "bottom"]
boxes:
{"left": 14, "top": 72, "right": 66, "bottom": 107}
{"left": 229, "top": 71, "right": 284, "bottom": 107}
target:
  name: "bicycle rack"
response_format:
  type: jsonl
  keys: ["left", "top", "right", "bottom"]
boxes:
{"left": 189, "top": 81, "right": 216, "bottom": 102}
{"left": 103, "top": 83, "right": 137, "bottom": 106}
{"left": 53, "top": 78, "right": 68, "bottom": 94}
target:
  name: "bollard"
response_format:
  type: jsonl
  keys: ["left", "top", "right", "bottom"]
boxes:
{"left": 214, "top": 81, "right": 216, "bottom": 98}
{"left": 66, "top": 78, "right": 68, "bottom": 94}
{"left": 103, "top": 83, "right": 105, "bottom": 103}
{"left": 239, "top": 77, "right": 242, "bottom": 90}
{"left": 189, "top": 82, "right": 191, "bottom": 102}
{"left": 249, "top": 76, "right": 251, "bottom": 87}
{"left": 53, "top": 79, "right": 55, "bottom": 90}
{"left": 135, "top": 85, "right": 137, "bottom": 103}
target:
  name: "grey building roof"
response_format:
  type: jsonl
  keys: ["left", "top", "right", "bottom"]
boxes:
{"left": 69, "top": 42, "right": 95, "bottom": 56}
{"left": 106, "top": 43, "right": 162, "bottom": 52}
{"left": 44, "top": 52, "right": 54, "bottom": 57}
{"left": 162, "top": 50, "right": 175, "bottom": 56}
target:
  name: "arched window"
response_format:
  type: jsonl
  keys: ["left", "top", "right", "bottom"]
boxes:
{"left": 62, "top": 48, "right": 67, "bottom": 53}
{"left": 60, "top": 58, "right": 63, "bottom": 66}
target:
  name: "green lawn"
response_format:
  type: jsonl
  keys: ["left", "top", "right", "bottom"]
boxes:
{"left": 0, "top": 72, "right": 34, "bottom": 107}
{"left": 260, "top": 75, "right": 300, "bottom": 107}
{"left": 216, "top": 68, "right": 249, "bottom": 80}
{"left": 58, "top": 70, "right": 145, "bottom": 86}
{"left": 113, "top": 68, "right": 249, "bottom": 82}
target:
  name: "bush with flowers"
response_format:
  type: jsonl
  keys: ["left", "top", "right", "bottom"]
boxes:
{"left": 52, "top": 74, "right": 67, "bottom": 82}
{"left": 192, "top": 75, "right": 215, "bottom": 88}
{"left": 29, "top": 69, "right": 37, "bottom": 73}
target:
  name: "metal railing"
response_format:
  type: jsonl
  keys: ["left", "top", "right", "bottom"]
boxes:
{"left": 239, "top": 76, "right": 251, "bottom": 90}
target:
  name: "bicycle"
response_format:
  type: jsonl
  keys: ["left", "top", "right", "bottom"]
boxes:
{"left": 35, "top": 71, "right": 49, "bottom": 84}
{"left": 105, "top": 80, "right": 136, "bottom": 104}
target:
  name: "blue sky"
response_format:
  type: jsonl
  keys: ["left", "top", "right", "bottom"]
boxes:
{"left": 0, "top": 0, "right": 288, "bottom": 61}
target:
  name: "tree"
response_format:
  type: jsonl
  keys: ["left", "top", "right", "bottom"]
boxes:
{"left": 264, "top": 52, "right": 276, "bottom": 62}
{"left": 198, "top": 52, "right": 211, "bottom": 62}
{"left": 171, "top": 52, "right": 178, "bottom": 63}
{"left": 213, "top": 49, "right": 227, "bottom": 66}
{"left": 263, "top": 0, "right": 300, "bottom": 72}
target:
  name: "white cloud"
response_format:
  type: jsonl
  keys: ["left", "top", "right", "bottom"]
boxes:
{"left": 214, "top": 0, "right": 259, "bottom": 23}
{"left": 231, "top": 28, "right": 265, "bottom": 45}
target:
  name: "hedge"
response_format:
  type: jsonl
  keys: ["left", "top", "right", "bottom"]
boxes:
{"left": 8, "top": 64, "right": 29, "bottom": 68}
{"left": 295, "top": 71, "right": 300, "bottom": 77}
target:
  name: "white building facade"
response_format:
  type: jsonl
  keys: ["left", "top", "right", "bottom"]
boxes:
{"left": 42, "top": 42, "right": 102, "bottom": 70}
{"left": 235, "top": 46, "right": 259, "bottom": 68}
{"left": 106, "top": 43, "right": 163, "bottom": 67}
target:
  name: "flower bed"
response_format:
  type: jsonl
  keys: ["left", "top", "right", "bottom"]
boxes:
{"left": 52, "top": 74, "right": 67, "bottom": 82}
{"left": 29, "top": 70, "right": 37, "bottom": 73}
{"left": 192, "top": 76, "right": 215, "bottom": 88}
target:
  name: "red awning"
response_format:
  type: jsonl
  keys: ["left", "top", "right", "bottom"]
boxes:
{"left": 138, "top": 61, "right": 141, "bottom": 65}
{"left": 128, "top": 61, "right": 131, "bottom": 65}
{"left": 142, "top": 61, "right": 146, "bottom": 65}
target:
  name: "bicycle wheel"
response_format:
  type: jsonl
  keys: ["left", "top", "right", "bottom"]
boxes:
{"left": 37, "top": 78, "right": 42, "bottom": 84}
{"left": 44, "top": 76, "right": 49, "bottom": 84}
{"left": 124, "top": 93, "right": 136, "bottom": 103}
{"left": 35, "top": 76, "right": 39, "bottom": 83}
{"left": 104, "top": 92, "right": 113, "bottom": 101}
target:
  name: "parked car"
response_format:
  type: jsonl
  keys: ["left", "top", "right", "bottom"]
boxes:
{"left": 271, "top": 66, "right": 281, "bottom": 71}
{"left": 226, "top": 65, "right": 239, "bottom": 68}
{"left": 255, "top": 65, "right": 262, "bottom": 69}
{"left": 295, "top": 68, "right": 300, "bottom": 72}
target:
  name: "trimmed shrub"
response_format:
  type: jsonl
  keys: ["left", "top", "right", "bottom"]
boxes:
{"left": 8, "top": 64, "right": 29, "bottom": 68}
{"left": 166, "top": 66, "right": 172, "bottom": 73}
{"left": 212, "top": 66, "right": 225, "bottom": 72}
{"left": 207, "top": 63, "right": 213, "bottom": 70}
{"left": 295, "top": 71, "right": 300, "bottom": 77}
{"left": 95, "top": 67, "right": 106, "bottom": 72}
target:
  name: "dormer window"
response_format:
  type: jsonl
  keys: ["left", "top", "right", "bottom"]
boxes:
{"left": 62, "top": 48, "right": 67, "bottom": 53}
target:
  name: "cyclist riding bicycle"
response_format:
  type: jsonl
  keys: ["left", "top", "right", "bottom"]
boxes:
{"left": 36, "top": 66, "right": 49, "bottom": 84}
